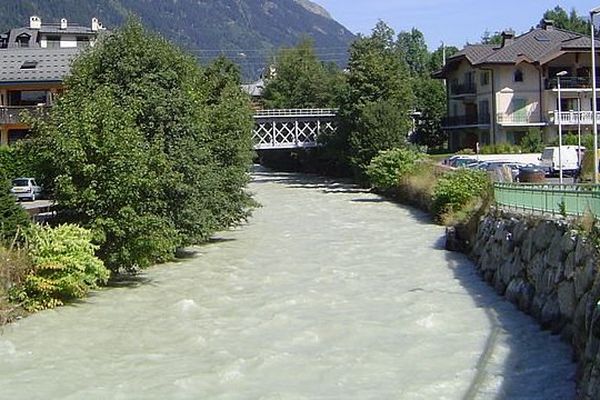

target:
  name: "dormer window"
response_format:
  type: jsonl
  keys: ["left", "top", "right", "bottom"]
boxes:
{"left": 514, "top": 69, "right": 524, "bottom": 82}
{"left": 16, "top": 33, "right": 30, "bottom": 47}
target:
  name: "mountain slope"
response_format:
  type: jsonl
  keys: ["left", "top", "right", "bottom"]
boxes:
{"left": 0, "top": 0, "right": 355, "bottom": 78}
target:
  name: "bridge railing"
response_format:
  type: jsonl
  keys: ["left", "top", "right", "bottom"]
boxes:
{"left": 254, "top": 108, "right": 339, "bottom": 118}
{"left": 494, "top": 183, "right": 600, "bottom": 217}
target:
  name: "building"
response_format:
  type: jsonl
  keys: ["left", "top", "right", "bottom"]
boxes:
{"left": 434, "top": 20, "right": 600, "bottom": 151}
{"left": 0, "top": 16, "right": 105, "bottom": 145}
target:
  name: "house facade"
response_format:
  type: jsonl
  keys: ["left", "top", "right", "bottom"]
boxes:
{"left": 434, "top": 21, "right": 600, "bottom": 151}
{"left": 0, "top": 16, "right": 105, "bottom": 145}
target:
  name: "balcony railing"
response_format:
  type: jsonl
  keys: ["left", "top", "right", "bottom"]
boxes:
{"left": 442, "top": 113, "right": 490, "bottom": 127}
{"left": 550, "top": 111, "right": 600, "bottom": 125}
{"left": 0, "top": 106, "right": 48, "bottom": 124}
{"left": 450, "top": 82, "right": 476, "bottom": 96}
{"left": 545, "top": 77, "right": 595, "bottom": 90}
{"left": 496, "top": 113, "right": 544, "bottom": 125}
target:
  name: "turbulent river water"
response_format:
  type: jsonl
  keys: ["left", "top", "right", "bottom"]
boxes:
{"left": 0, "top": 169, "right": 576, "bottom": 399}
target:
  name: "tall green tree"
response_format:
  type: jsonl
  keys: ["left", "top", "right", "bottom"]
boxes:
{"left": 541, "top": 6, "right": 591, "bottom": 35}
{"left": 334, "top": 21, "right": 414, "bottom": 176}
{"left": 23, "top": 20, "right": 254, "bottom": 272}
{"left": 396, "top": 28, "right": 430, "bottom": 77}
{"left": 411, "top": 78, "right": 447, "bottom": 148}
{"left": 262, "top": 38, "right": 345, "bottom": 109}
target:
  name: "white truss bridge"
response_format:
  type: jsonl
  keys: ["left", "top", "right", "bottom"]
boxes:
{"left": 253, "top": 108, "right": 338, "bottom": 150}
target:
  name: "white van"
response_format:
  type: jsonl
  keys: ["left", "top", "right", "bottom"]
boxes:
{"left": 539, "top": 146, "right": 584, "bottom": 175}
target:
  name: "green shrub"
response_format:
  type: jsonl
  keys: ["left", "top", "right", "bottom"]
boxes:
{"left": 432, "top": 169, "right": 490, "bottom": 219}
{"left": 0, "top": 179, "right": 30, "bottom": 243}
{"left": 366, "top": 148, "right": 424, "bottom": 190}
{"left": 10, "top": 224, "right": 109, "bottom": 311}
{"left": 480, "top": 143, "right": 522, "bottom": 154}
{"left": 520, "top": 128, "right": 546, "bottom": 153}
{"left": 456, "top": 148, "right": 475, "bottom": 155}
{"left": 553, "top": 133, "right": 594, "bottom": 151}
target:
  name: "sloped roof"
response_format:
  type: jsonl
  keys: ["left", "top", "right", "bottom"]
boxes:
{"left": 242, "top": 79, "right": 265, "bottom": 97}
{"left": 434, "top": 26, "right": 600, "bottom": 78}
{"left": 479, "top": 28, "right": 582, "bottom": 64}
{"left": 448, "top": 44, "right": 498, "bottom": 65}
{"left": 0, "top": 48, "right": 81, "bottom": 83}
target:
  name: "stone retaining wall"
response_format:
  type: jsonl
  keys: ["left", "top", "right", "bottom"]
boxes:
{"left": 470, "top": 212, "right": 600, "bottom": 399}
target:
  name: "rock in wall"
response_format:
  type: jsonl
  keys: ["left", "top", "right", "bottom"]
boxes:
{"left": 471, "top": 211, "right": 600, "bottom": 399}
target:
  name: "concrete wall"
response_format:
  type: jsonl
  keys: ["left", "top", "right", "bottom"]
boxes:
{"left": 470, "top": 212, "right": 600, "bottom": 399}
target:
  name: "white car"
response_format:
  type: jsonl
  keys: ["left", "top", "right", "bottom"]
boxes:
{"left": 11, "top": 178, "right": 42, "bottom": 201}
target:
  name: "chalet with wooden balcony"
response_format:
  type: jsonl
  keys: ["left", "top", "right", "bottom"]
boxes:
{"left": 434, "top": 20, "right": 600, "bottom": 151}
{"left": 0, "top": 16, "right": 105, "bottom": 145}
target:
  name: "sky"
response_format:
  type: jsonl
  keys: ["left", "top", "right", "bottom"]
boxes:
{"left": 316, "top": 0, "right": 600, "bottom": 50}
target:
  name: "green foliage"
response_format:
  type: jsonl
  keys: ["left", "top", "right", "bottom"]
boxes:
{"left": 366, "top": 148, "right": 424, "bottom": 190}
{"left": 411, "top": 78, "right": 447, "bottom": 148}
{"left": 22, "top": 20, "right": 254, "bottom": 272}
{"left": 396, "top": 28, "right": 430, "bottom": 77}
{"left": 552, "top": 133, "right": 594, "bottom": 151}
{"left": 334, "top": 21, "right": 414, "bottom": 177}
{"left": 481, "top": 30, "right": 504, "bottom": 45}
{"left": 262, "top": 39, "right": 346, "bottom": 108}
{"left": 428, "top": 44, "right": 459, "bottom": 73}
{"left": 456, "top": 148, "right": 475, "bottom": 155}
{"left": 479, "top": 143, "right": 522, "bottom": 154}
{"left": 520, "top": 128, "right": 545, "bottom": 153}
{"left": 541, "top": 6, "right": 591, "bottom": 35}
{"left": 0, "top": 179, "right": 30, "bottom": 243}
{"left": 432, "top": 169, "right": 490, "bottom": 218}
{"left": 10, "top": 224, "right": 109, "bottom": 311}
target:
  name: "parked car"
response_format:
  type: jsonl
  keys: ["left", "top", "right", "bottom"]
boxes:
{"left": 10, "top": 178, "right": 42, "bottom": 201}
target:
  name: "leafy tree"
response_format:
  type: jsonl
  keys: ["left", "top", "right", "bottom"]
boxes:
{"left": 396, "top": 28, "right": 430, "bottom": 77}
{"left": 22, "top": 20, "right": 254, "bottom": 272}
{"left": 429, "top": 44, "right": 459, "bottom": 72}
{"left": 334, "top": 21, "right": 414, "bottom": 176}
{"left": 366, "top": 147, "right": 424, "bottom": 190}
{"left": 411, "top": 78, "right": 447, "bottom": 148}
{"left": 262, "top": 38, "right": 345, "bottom": 108}
{"left": 481, "top": 30, "right": 503, "bottom": 45}
{"left": 541, "top": 6, "right": 591, "bottom": 35}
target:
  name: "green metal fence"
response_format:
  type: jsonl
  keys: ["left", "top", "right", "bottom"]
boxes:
{"left": 494, "top": 183, "right": 600, "bottom": 217}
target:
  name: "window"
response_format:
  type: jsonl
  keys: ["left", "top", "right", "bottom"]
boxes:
{"left": 8, "top": 91, "right": 48, "bottom": 106}
{"left": 16, "top": 34, "right": 30, "bottom": 47}
{"left": 559, "top": 98, "right": 578, "bottom": 111}
{"left": 46, "top": 35, "right": 60, "bottom": 49}
{"left": 480, "top": 71, "right": 489, "bottom": 86}
{"left": 514, "top": 69, "right": 523, "bottom": 82}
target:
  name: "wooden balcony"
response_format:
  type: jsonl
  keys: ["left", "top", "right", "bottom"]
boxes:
{"left": 0, "top": 106, "right": 48, "bottom": 125}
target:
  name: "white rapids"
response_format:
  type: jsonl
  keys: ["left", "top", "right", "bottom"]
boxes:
{"left": 0, "top": 169, "right": 576, "bottom": 399}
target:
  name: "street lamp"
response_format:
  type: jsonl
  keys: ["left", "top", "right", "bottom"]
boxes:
{"left": 590, "top": 6, "right": 600, "bottom": 184}
{"left": 557, "top": 70, "right": 568, "bottom": 184}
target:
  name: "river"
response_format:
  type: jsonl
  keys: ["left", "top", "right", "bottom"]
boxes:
{"left": 0, "top": 169, "right": 576, "bottom": 399}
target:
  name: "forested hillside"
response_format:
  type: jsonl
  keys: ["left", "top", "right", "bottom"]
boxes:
{"left": 0, "top": 0, "right": 355, "bottom": 78}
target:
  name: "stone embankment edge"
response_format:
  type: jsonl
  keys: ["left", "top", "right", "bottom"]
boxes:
{"left": 447, "top": 209, "right": 600, "bottom": 399}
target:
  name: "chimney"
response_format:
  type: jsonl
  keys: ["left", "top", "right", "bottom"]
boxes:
{"left": 91, "top": 17, "right": 99, "bottom": 32}
{"left": 542, "top": 19, "right": 555, "bottom": 30}
{"left": 29, "top": 16, "right": 41, "bottom": 30}
{"left": 501, "top": 30, "right": 515, "bottom": 47}
{"left": 60, "top": 18, "right": 68, "bottom": 30}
